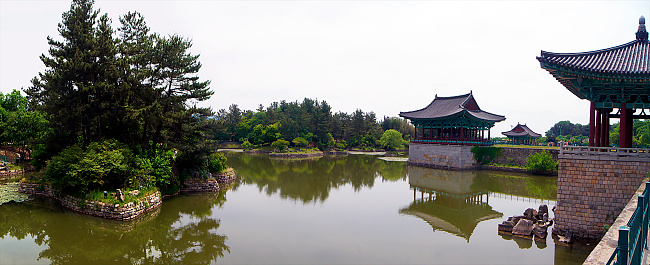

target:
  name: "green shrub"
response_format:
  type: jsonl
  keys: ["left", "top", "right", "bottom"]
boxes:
{"left": 271, "top": 139, "right": 290, "bottom": 151}
{"left": 207, "top": 153, "right": 227, "bottom": 173}
{"left": 44, "top": 139, "right": 133, "bottom": 195}
{"left": 292, "top": 137, "right": 308, "bottom": 147}
{"left": 241, "top": 140, "right": 253, "bottom": 150}
{"left": 380, "top": 129, "right": 405, "bottom": 150}
{"left": 470, "top": 146, "right": 501, "bottom": 165}
{"left": 133, "top": 144, "right": 174, "bottom": 188}
{"left": 526, "top": 151, "right": 558, "bottom": 174}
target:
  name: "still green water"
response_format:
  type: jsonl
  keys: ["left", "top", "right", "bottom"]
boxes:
{"left": 0, "top": 153, "right": 593, "bottom": 264}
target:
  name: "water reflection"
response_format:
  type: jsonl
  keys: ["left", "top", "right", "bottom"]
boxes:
{"left": 0, "top": 191, "right": 230, "bottom": 264}
{"left": 401, "top": 167, "right": 503, "bottom": 241}
{"left": 227, "top": 153, "right": 408, "bottom": 203}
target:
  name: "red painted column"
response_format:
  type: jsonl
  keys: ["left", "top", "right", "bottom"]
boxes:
{"left": 595, "top": 109, "right": 602, "bottom": 147}
{"left": 589, "top": 102, "right": 596, "bottom": 147}
{"left": 621, "top": 104, "right": 628, "bottom": 148}
{"left": 604, "top": 112, "right": 610, "bottom": 147}
{"left": 627, "top": 108, "right": 634, "bottom": 148}
{"left": 601, "top": 110, "right": 608, "bottom": 147}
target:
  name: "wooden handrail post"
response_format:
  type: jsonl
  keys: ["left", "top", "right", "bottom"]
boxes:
{"left": 619, "top": 226, "right": 630, "bottom": 265}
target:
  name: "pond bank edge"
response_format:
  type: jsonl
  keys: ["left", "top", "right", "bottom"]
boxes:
{"left": 17, "top": 168, "right": 237, "bottom": 221}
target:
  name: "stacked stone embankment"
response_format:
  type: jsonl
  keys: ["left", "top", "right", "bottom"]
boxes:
{"left": 269, "top": 152, "right": 324, "bottom": 158}
{"left": 495, "top": 147, "right": 559, "bottom": 167}
{"left": 18, "top": 168, "right": 237, "bottom": 220}
{"left": 554, "top": 154, "right": 650, "bottom": 240}
{"left": 19, "top": 182, "right": 162, "bottom": 221}
{"left": 408, "top": 143, "right": 475, "bottom": 169}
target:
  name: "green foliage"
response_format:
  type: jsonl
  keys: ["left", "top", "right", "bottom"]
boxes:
{"left": 271, "top": 139, "right": 290, "bottom": 151}
{"left": 526, "top": 151, "right": 558, "bottom": 174}
{"left": 209, "top": 99, "right": 399, "bottom": 150}
{"left": 0, "top": 89, "right": 49, "bottom": 154}
{"left": 470, "top": 146, "right": 502, "bottom": 165}
{"left": 133, "top": 144, "right": 174, "bottom": 188}
{"left": 545, "top": 120, "right": 588, "bottom": 138}
{"left": 241, "top": 140, "right": 253, "bottom": 150}
{"left": 379, "top": 129, "right": 405, "bottom": 150}
{"left": 206, "top": 153, "right": 227, "bottom": 173}
{"left": 336, "top": 140, "right": 347, "bottom": 149}
{"left": 44, "top": 139, "right": 133, "bottom": 195}
{"left": 25, "top": 0, "right": 213, "bottom": 175}
{"left": 292, "top": 137, "right": 308, "bottom": 147}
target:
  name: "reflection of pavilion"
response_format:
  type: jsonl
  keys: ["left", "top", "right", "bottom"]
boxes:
{"left": 400, "top": 166, "right": 502, "bottom": 241}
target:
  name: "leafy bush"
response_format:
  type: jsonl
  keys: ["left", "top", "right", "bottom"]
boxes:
{"left": 292, "top": 137, "right": 308, "bottom": 147}
{"left": 526, "top": 151, "right": 558, "bottom": 174}
{"left": 380, "top": 129, "right": 405, "bottom": 150}
{"left": 470, "top": 146, "right": 501, "bottom": 165}
{"left": 44, "top": 139, "right": 133, "bottom": 195}
{"left": 133, "top": 144, "right": 174, "bottom": 188}
{"left": 271, "top": 139, "right": 290, "bottom": 151}
{"left": 207, "top": 153, "right": 227, "bottom": 173}
{"left": 336, "top": 140, "right": 347, "bottom": 150}
{"left": 241, "top": 140, "right": 253, "bottom": 150}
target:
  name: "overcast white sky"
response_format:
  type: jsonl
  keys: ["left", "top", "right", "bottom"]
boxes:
{"left": 1, "top": 0, "right": 648, "bottom": 136}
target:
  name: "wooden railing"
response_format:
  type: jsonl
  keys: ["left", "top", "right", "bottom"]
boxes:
{"left": 561, "top": 146, "right": 650, "bottom": 158}
{"left": 608, "top": 182, "right": 650, "bottom": 265}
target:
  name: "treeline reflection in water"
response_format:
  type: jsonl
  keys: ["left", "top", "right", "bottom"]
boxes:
{"left": 0, "top": 152, "right": 593, "bottom": 264}
{"left": 0, "top": 191, "right": 231, "bottom": 264}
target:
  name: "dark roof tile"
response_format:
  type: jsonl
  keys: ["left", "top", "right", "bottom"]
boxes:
{"left": 399, "top": 92, "right": 505, "bottom": 122}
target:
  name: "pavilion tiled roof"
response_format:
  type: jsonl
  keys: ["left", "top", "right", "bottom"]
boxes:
{"left": 502, "top": 123, "right": 542, "bottom": 138}
{"left": 399, "top": 92, "right": 505, "bottom": 122}
{"left": 537, "top": 16, "right": 650, "bottom": 78}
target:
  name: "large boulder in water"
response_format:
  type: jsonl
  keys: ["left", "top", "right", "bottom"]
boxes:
{"left": 533, "top": 224, "right": 548, "bottom": 239}
{"left": 498, "top": 220, "right": 515, "bottom": 233}
{"left": 539, "top": 204, "right": 548, "bottom": 215}
{"left": 524, "top": 208, "right": 538, "bottom": 221}
{"left": 512, "top": 219, "right": 534, "bottom": 236}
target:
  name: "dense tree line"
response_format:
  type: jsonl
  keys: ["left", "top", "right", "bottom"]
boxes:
{"left": 22, "top": 0, "right": 219, "bottom": 195}
{"left": 0, "top": 89, "right": 49, "bottom": 157}
{"left": 542, "top": 120, "right": 650, "bottom": 147}
{"left": 207, "top": 99, "right": 413, "bottom": 150}
{"left": 545, "top": 121, "right": 589, "bottom": 138}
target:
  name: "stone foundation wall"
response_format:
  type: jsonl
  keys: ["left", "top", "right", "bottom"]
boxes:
{"left": 216, "top": 168, "right": 237, "bottom": 183}
{"left": 269, "top": 152, "right": 324, "bottom": 158}
{"left": 60, "top": 192, "right": 162, "bottom": 220}
{"left": 19, "top": 182, "right": 162, "bottom": 221}
{"left": 181, "top": 179, "right": 220, "bottom": 193}
{"left": 553, "top": 154, "right": 650, "bottom": 240}
{"left": 495, "top": 147, "right": 559, "bottom": 167}
{"left": 408, "top": 143, "right": 475, "bottom": 169}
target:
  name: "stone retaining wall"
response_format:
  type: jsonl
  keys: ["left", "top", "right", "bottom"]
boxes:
{"left": 269, "top": 152, "right": 324, "bottom": 158}
{"left": 553, "top": 154, "right": 650, "bottom": 240}
{"left": 19, "top": 182, "right": 162, "bottom": 221}
{"left": 496, "top": 147, "right": 559, "bottom": 167}
{"left": 17, "top": 168, "right": 237, "bottom": 221}
{"left": 582, "top": 180, "right": 647, "bottom": 264}
{"left": 181, "top": 179, "right": 220, "bottom": 193}
{"left": 408, "top": 143, "right": 475, "bottom": 169}
{"left": 0, "top": 169, "right": 27, "bottom": 180}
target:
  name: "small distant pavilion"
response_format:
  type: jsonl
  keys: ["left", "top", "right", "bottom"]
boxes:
{"left": 502, "top": 123, "right": 541, "bottom": 145}
{"left": 537, "top": 16, "right": 650, "bottom": 148}
{"left": 399, "top": 92, "right": 505, "bottom": 146}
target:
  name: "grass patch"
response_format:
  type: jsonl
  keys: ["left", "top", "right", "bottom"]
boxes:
{"left": 84, "top": 186, "right": 158, "bottom": 205}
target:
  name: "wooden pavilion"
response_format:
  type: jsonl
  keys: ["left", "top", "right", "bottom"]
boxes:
{"left": 537, "top": 16, "right": 650, "bottom": 148}
{"left": 502, "top": 123, "right": 541, "bottom": 145}
{"left": 399, "top": 92, "right": 505, "bottom": 146}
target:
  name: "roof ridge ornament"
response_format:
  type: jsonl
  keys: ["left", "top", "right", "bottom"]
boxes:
{"left": 637, "top": 16, "right": 648, "bottom": 41}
